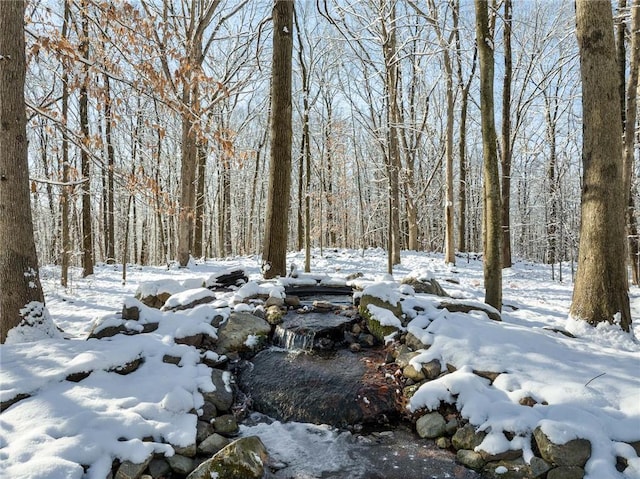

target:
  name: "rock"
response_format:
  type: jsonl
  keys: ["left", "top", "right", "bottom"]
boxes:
{"left": 148, "top": 458, "right": 171, "bottom": 478}
{"left": 167, "top": 454, "right": 195, "bottom": 475}
{"left": 215, "top": 312, "right": 271, "bottom": 355}
{"left": 202, "top": 369, "right": 234, "bottom": 413}
{"left": 404, "top": 332, "right": 424, "bottom": 350}
{"left": 437, "top": 300, "right": 502, "bottom": 321}
{"left": 479, "top": 448, "right": 523, "bottom": 462}
{"left": 473, "top": 370, "right": 503, "bottom": 384}
{"left": 436, "top": 437, "right": 451, "bottom": 449}
{"left": 161, "top": 287, "right": 216, "bottom": 312}
{"left": 174, "top": 443, "right": 197, "bottom": 457}
{"left": 533, "top": 426, "right": 591, "bottom": 467}
{"left": 401, "top": 276, "right": 450, "bottom": 297}
{"left": 162, "top": 354, "right": 182, "bottom": 365}
{"left": 265, "top": 296, "right": 285, "bottom": 308}
{"left": 88, "top": 323, "right": 127, "bottom": 340}
{"left": 186, "top": 436, "right": 268, "bottom": 479}
{"left": 110, "top": 357, "right": 144, "bottom": 375}
{"left": 628, "top": 440, "right": 640, "bottom": 457}
{"left": 0, "top": 393, "right": 31, "bottom": 412}
{"left": 482, "top": 458, "right": 542, "bottom": 479}
{"left": 198, "top": 433, "right": 230, "bottom": 456}
{"left": 196, "top": 420, "right": 215, "bottom": 443}
{"left": 519, "top": 396, "right": 538, "bottom": 407}
{"left": 135, "top": 279, "right": 184, "bottom": 309}
{"left": 403, "top": 364, "right": 426, "bottom": 382}
{"left": 206, "top": 269, "right": 248, "bottom": 291}
{"left": 422, "top": 359, "right": 442, "bottom": 380}
{"left": 121, "top": 304, "right": 140, "bottom": 321}
{"left": 395, "top": 347, "right": 419, "bottom": 368}
{"left": 349, "top": 342, "right": 361, "bottom": 353}
{"left": 265, "top": 305, "right": 284, "bottom": 325}
{"left": 456, "top": 449, "right": 486, "bottom": 471}
{"left": 66, "top": 371, "right": 92, "bottom": 382}
{"left": 284, "top": 295, "right": 301, "bottom": 307}
{"left": 358, "top": 333, "right": 375, "bottom": 347}
{"left": 212, "top": 414, "right": 238, "bottom": 435}
{"left": 200, "top": 401, "right": 218, "bottom": 423}
{"left": 530, "top": 457, "right": 553, "bottom": 477}
{"left": 115, "top": 454, "right": 153, "bottom": 479}
{"left": 358, "top": 290, "right": 403, "bottom": 342}
{"left": 547, "top": 466, "right": 585, "bottom": 479}
{"left": 313, "top": 300, "right": 335, "bottom": 311}
{"left": 174, "top": 334, "right": 204, "bottom": 348}
{"left": 452, "top": 423, "right": 487, "bottom": 451}
{"left": 416, "top": 412, "right": 447, "bottom": 439}
{"left": 445, "top": 418, "right": 459, "bottom": 435}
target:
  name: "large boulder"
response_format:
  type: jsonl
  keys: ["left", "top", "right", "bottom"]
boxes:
{"left": 215, "top": 312, "right": 271, "bottom": 355}
{"left": 437, "top": 300, "right": 502, "bottom": 322}
{"left": 186, "top": 436, "right": 268, "bottom": 479}
{"left": 161, "top": 288, "right": 216, "bottom": 312}
{"left": 533, "top": 426, "right": 591, "bottom": 467}
{"left": 401, "top": 276, "right": 449, "bottom": 297}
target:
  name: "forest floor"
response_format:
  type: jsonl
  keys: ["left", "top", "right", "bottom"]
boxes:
{"left": 1, "top": 249, "right": 639, "bottom": 479}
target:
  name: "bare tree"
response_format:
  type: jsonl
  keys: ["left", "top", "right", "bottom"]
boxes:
{"left": 475, "top": 0, "right": 502, "bottom": 310}
{"left": 263, "top": 0, "right": 294, "bottom": 278}
{"left": 0, "top": 0, "right": 51, "bottom": 342}
{"left": 570, "top": 0, "right": 631, "bottom": 331}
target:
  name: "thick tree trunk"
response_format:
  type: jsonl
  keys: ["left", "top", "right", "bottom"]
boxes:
{"left": 80, "top": 2, "right": 94, "bottom": 277}
{"left": 475, "top": 0, "right": 502, "bottom": 311}
{"left": 193, "top": 140, "right": 207, "bottom": 258}
{"left": 263, "top": 0, "right": 293, "bottom": 278}
{"left": 571, "top": 0, "right": 631, "bottom": 331}
{"left": 0, "top": 0, "right": 48, "bottom": 342}
{"left": 444, "top": 50, "right": 456, "bottom": 265}
{"left": 104, "top": 73, "right": 116, "bottom": 264}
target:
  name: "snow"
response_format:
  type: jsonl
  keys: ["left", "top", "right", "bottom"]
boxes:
{"left": 161, "top": 287, "right": 215, "bottom": 310}
{"left": 367, "top": 304, "right": 404, "bottom": 329}
{"left": 2, "top": 250, "right": 639, "bottom": 479}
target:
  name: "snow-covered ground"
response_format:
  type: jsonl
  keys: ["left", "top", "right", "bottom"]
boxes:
{"left": 1, "top": 249, "right": 639, "bottom": 479}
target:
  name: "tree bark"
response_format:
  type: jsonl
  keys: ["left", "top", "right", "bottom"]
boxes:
{"left": 475, "top": 0, "right": 502, "bottom": 311}
{"left": 263, "top": 0, "right": 293, "bottom": 278}
{"left": 0, "top": 0, "right": 48, "bottom": 342}
{"left": 193, "top": 140, "right": 207, "bottom": 258}
{"left": 500, "top": 0, "right": 513, "bottom": 268}
{"left": 80, "top": 0, "right": 94, "bottom": 277}
{"left": 571, "top": 0, "right": 631, "bottom": 331}
{"left": 624, "top": 0, "right": 640, "bottom": 284}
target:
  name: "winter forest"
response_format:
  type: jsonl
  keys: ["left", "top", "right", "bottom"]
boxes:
{"left": 1, "top": 0, "right": 640, "bottom": 478}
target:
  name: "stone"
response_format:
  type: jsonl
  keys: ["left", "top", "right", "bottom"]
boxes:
{"left": 162, "top": 354, "right": 181, "bottom": 365}
{"left": 416, "top": 412, "right": 447, "bottom": 439}
{"left": 265, "top": 296, "right": 285, "bottom": 308}
{"left": 215, "top": 312, "right": 271, "bottom": 355}
{"left": 197, "top": 433, "right": 230, "bottom": 456}
{"left": 135, "top": 279, "right": 184, "bottom": 309}
{"left": 404, "top": 333, "right": 427, "bottom": 351}
{"left": 265, "top": 305, "right": 284, "bottom": 325}
{"left": 121, "top": 304, "right": 140, "bottom": 321}
{"left": 395, "top": 348, "right": 419, "bottom": 368}
{"left": 174, "top": 442, "right": 197, "bottom": 457}
{"left": 456, "top": 449, "right": 486, "bottom": 471}
{"left": 110, "top": 357, "right": 144, "bottom": 375}
{"left": 482, "top": 459, "right": 539, "bottom": 479}
{"left": 628, "top": 440, "right": 640, "bottom": 457}
{"left": 115, "top": 454, "right": 153, "bottom": 479}
{"left": 358, "top": 292, "right": 403, "bottom": 342}
{"left": 422, "top": 359, "right": 442, "bottom": 380}
{"left": 547, "top": 466, "right": 585, "bottom": 479}
{"left": 1, "top": 393, "right": 31, "bottom": 412}
{"left": 479, "top": 448, "right": 523, "bottom": 462}
{"left": 186, "top": 436, "right": 268, "bottom": 479}
{"left": 358, "top": 333, "right": 376, "bottom": 348}
{"left": 206, "top": 269, "right": 248, "bottom": 291}
{"left": 161, "top": 288, "right": 216, "bottom": 312}
{"left": 533, "top": 426, "right": 591, "bottom": 467}
{"left": 349, "top": 342, "right": 361, "bottom": 353}
{"left": 401, "top": 276, "right": 450, "bottom": 297}
{"left": 403, "top": 364, "right": 426, "bottom": 382}
{"left": 452, "top": 423, "right": 487, "bottom": 451}
{"left": 200, "top": 401, "right": 218, "bottom": 423}
{"left": 174, "top": 334, "right": 204, "bottom": 347}
{"left": 436, "top": 437, "right": 451, "bottom": 449}
{"left": 519, "top": 396, "right": 538, "bottom": 407}
{"left": 284, "top": 295, "right": 301, "bottom": 307}
{"left": 196, "top": 420, "right": 215, "bottom": 443}
{"left": 445, "top": 418, "right": 459, "bottom": 435}
{"left": 202, "top": 369, "right": 234, "bottom": 413}
{"left": 473, "top": 370, "right": 502, "bottom": 384}
{"left": 212, "top": 414, "right": 238, "bottom": 435}
{"left": 167, "top": 454, "right": 195, "bottom": 475}
{"left": 437, "top": 300, "right": 502, "bottom": 321}
{"left": 529, "top": 457, "right": 553, "bottom": 477}
{"left": 148, "top": 458, "right": 171, "bottom": 478}
{"left": 88, "top": 323, "right": 127, "bottom": 340}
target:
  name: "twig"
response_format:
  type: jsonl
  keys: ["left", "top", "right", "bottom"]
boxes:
{"left": 584, "top": 372, "right": 606, "bottom": 387}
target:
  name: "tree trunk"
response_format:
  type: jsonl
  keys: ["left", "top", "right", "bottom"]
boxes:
{"left": 79, "top": 2, "right": 94, "bottom": 277}
{"left": 475, "top": 0, "right": 502, "bottom": 311}
{"left": 263, "top": 0, "right": 293, "bottom": 278}
{"left": 104, "top": 72, "right": 115, "bottom": 264}
{"left": 193, "top": 140, "right": 207, "bottom": 258}
{"left": 0, "top": 0, "right": 48, "bottom": 342}
{"left": 500, "top": 0, "right": 513, "bottom": 268}
{"left": 624, "top": 0, "right": 640, "bottom": 284}
{"left": 60, "top": 0, "right": 71, "bottom": 287}
{"left": 571, "top": 0, "right": 631, "bottom": 331}
{"left": 444, "top": 49, "right": 456, "bottom": 265}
